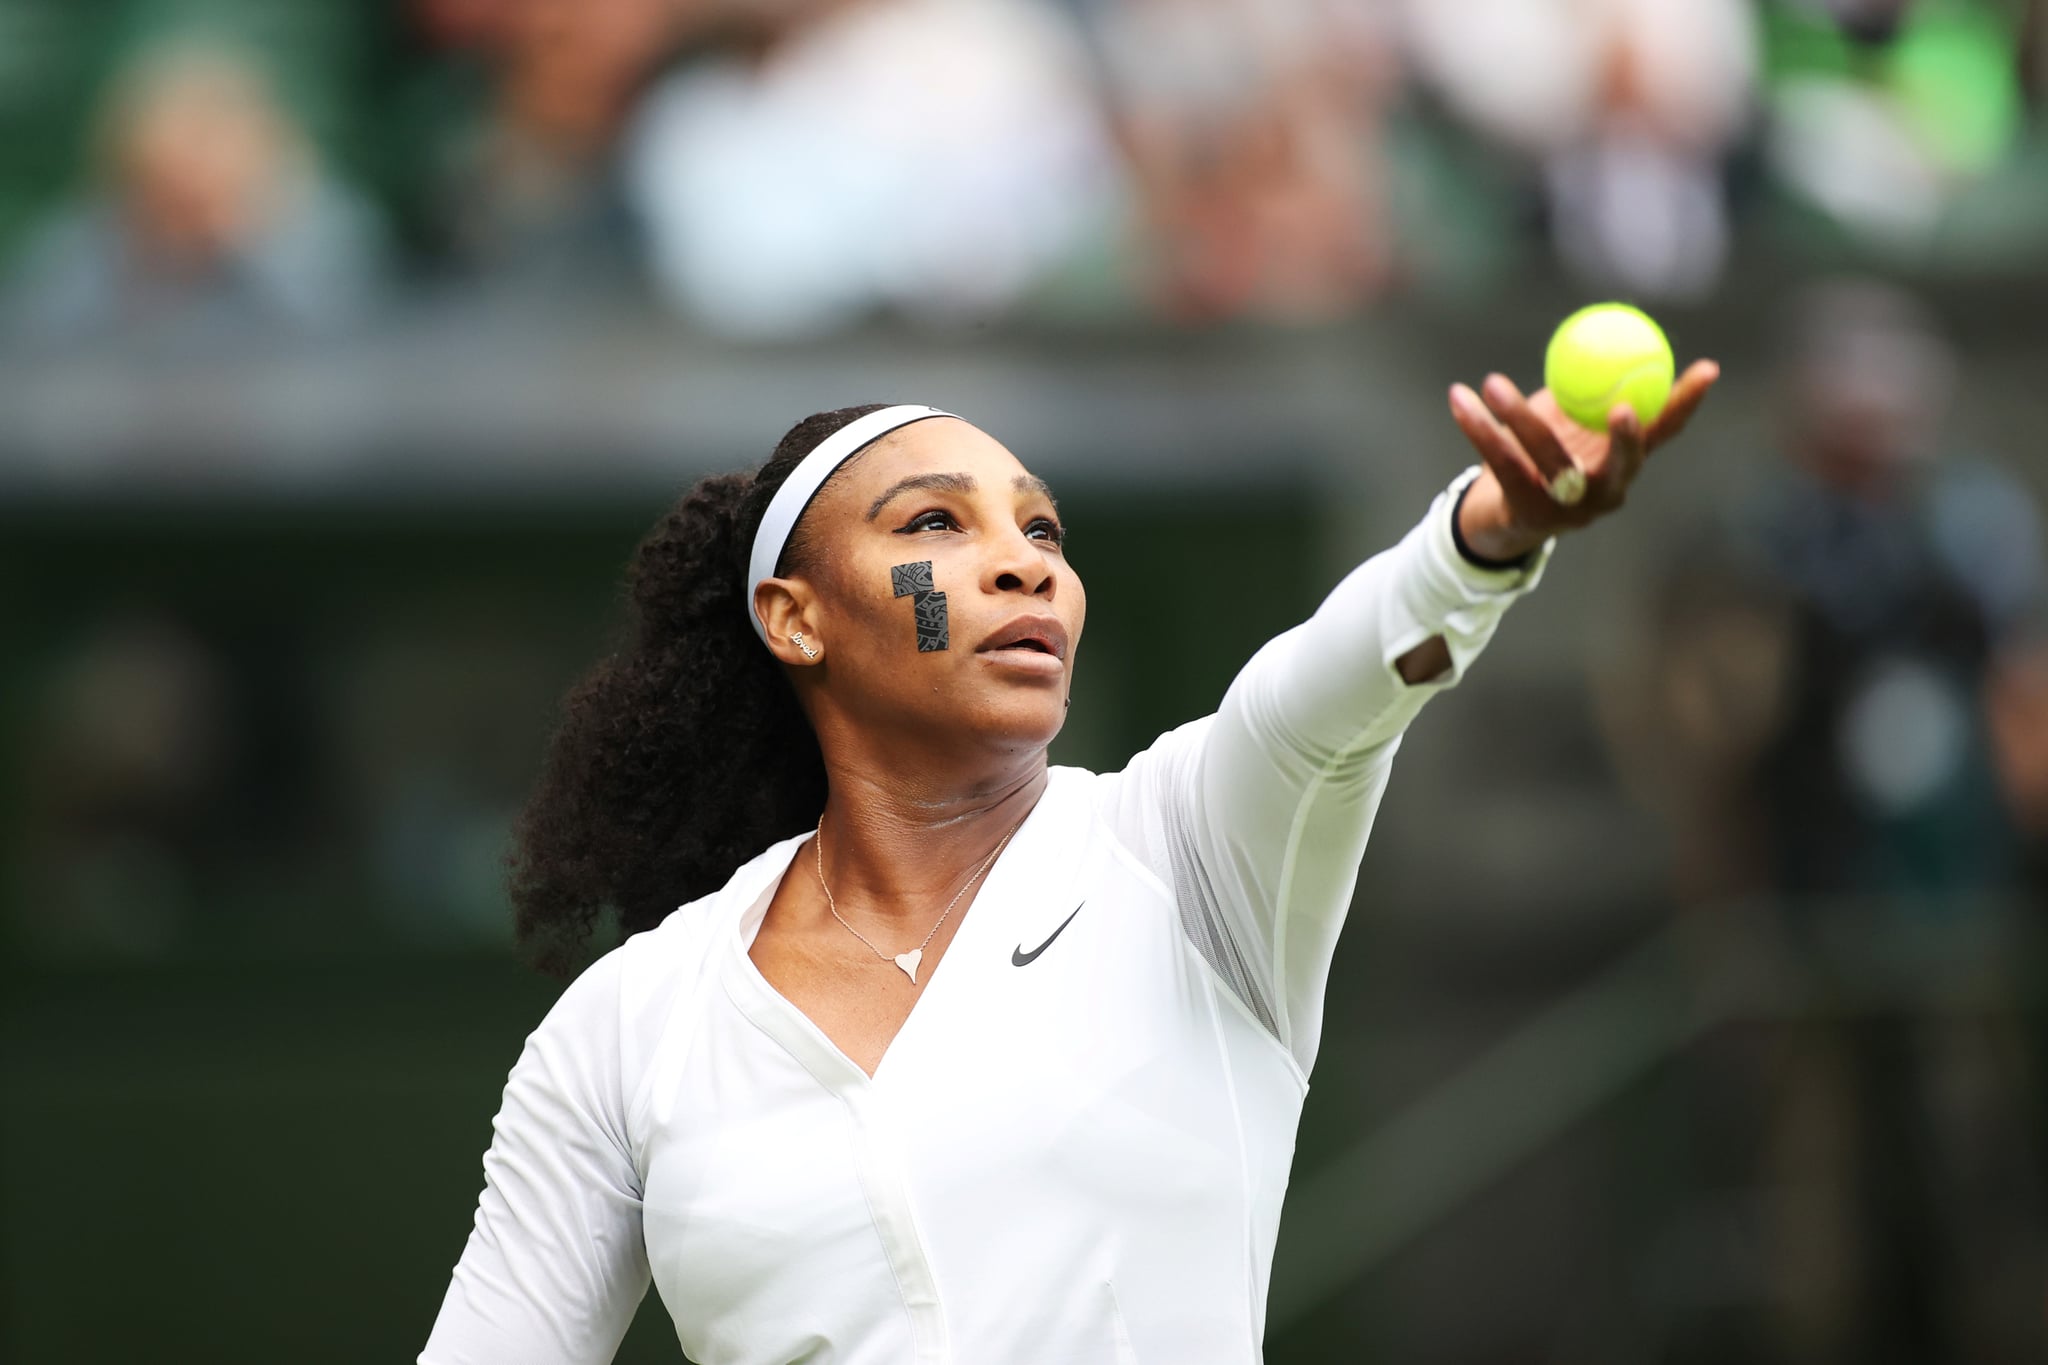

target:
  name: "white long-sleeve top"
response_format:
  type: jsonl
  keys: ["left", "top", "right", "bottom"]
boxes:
{"left": 421, "top": 468, "right": 1552, "bottom": 1364}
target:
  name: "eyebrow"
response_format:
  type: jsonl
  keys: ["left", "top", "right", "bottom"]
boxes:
{"left": 865, "top": 471, "right": 1061, "bottom": 521}
{"left": 867, "top": 472, "right": 976, "bottom": 521}
{"left": 1014, "top": 473, "right": 1059, "bottom": 512}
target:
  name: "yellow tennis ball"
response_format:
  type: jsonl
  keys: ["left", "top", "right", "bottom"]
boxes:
{"left": 1544, "top": 303, "right": 1674, "bottom": 434}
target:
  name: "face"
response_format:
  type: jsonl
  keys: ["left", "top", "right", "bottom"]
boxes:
{"left": 757, "top": 419, "right": 1084, "bottom": 760}
{"left": 115, "top": 58, "right": 286, "bottom": 264}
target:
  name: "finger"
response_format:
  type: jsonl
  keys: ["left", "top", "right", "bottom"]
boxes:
{"left": 1595, "top": 406, "right": 1645, "bottom": 504}
{"left": 1646, "top": 359, "right": 1720, "bottom": 453}
{"left": 1449, "top": 383, "right": 1553, "bottom": 517}
{"left": 1480, "top": 373, "right": 1578, "bottom": 496}
{"left": 1649, "top": 359, "right": 1719, "bottom": 447}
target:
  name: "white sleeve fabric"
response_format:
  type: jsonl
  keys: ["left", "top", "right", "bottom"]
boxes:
{"left": 420, "top": 948, "right": 651, "bottom": 1365}
{"left": 1099, "top": 468, "right": 1553, "bottom": 1074}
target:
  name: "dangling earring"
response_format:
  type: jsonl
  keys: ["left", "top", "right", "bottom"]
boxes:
{"left": 790, "top": 632, "right": 819, "bottom": 661}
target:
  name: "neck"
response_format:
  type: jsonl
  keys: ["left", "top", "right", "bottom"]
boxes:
{"left": 812, "top": 756, "right": 1047, "bottom": 928}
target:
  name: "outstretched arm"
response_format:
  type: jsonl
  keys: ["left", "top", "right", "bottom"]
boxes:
{"left": 1102, "top": 362, "right": 1720, "bottom": 1073}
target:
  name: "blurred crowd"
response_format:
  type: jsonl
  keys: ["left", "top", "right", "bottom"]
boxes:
{"left": 2, "top": 0, "right": 2048, "bottom": 341}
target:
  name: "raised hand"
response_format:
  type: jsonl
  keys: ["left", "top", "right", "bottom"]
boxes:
{"left": 1447, "top": 359, "right": 1721, "bottom": 562}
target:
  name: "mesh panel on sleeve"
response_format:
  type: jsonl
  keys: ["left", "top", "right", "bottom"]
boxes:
{"left": 1164, "top": 799, "right": 1282, "bottom": 1041}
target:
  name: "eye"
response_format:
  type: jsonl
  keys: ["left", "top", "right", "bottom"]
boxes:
{"left": 897, "top": 509, "right": 958, "bottom": 534}
{"left": 1026, "top": 517, "right": 1067, "bottom": 545}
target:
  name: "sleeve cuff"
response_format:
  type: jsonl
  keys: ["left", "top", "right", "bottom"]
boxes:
{"left": 1432, "top": 466, "right": 1554, "bottom": 598}
{"left": 1450, "top": 476, "right": 1537, "bottom": 571}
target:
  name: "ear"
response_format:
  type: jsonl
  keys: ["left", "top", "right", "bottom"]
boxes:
{"left": 754, "top": 576, "right": 821, "bottom": 665}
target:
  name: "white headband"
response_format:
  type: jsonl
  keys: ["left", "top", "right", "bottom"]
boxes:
{"left": 746, "top": 404, "right": 958, "bottom": 644}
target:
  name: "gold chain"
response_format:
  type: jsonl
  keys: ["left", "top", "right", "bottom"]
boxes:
{"left": 813, "top": 810, "right": 1026, "bottom": 967}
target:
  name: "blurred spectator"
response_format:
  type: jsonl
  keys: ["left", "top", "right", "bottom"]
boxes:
{"left": 1736, "top": 280, "right": 2042, "bottom": 897}
{"left": 1616, "top": 279, "right": 2048, "bottom": 1362}
{"left": 625, "top": 0, "right": 1121, "bottom": 338}
{"left": 11, "top": 614, "right": 231, "bottom": 958}
{"left": 2, "top": 39, "right": 386, "bottom": 346}
{"left": 1400, "top": 0, "right": 1757, "bottom": 301}
{"left": 1087, "top": 0, "right": 1397, "bottom": 322}
{"left": 414, "top": 0, "right": 681, "bottom": 286}
{"left": 1614, "top": 280, "right": 2045, "bottom": 899}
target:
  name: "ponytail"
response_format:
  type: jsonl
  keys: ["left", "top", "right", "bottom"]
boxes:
{"left": 508, "top": 404, "right": 889, "bottom": 978}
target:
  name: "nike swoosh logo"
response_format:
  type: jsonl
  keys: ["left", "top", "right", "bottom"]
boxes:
{"left": 1012, "top": 902, "right": 1085, "bottom": 966}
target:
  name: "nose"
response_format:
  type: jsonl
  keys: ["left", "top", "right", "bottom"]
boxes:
{"left": 982, "top": 521, "right": 1055, "bottom": 599}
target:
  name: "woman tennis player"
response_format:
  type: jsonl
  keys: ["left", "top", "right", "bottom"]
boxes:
{"left": 421, "top": 362, "right": 1717, "bottom": 1364}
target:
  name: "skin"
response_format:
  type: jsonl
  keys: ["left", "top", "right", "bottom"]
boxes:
{"left": 748, "top": 365, "right": 1720, "bottom": 1076}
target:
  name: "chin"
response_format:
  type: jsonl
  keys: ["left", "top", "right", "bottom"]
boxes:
{"left": 961, "top": 689, "right": 1069, "bottom": 754}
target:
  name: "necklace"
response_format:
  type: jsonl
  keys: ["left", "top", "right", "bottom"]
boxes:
{"left": 813, "top": 810, "right": 1026, "bottom": 984}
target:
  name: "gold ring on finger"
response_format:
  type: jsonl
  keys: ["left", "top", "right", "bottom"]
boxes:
{"left": 1547, "top": 464, "right": 1587, "bottom": 507}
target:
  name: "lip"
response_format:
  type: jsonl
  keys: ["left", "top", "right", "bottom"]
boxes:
{"left": 979, "top": 646, "right": 1065, "bottom": 676}
{"left": 975, "top": 613, "right": 1069, "bottom": 663}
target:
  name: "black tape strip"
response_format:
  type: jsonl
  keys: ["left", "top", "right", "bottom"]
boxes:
{"left": 891, "top": 561, "right": 949, "bottom": 652}
{"left": 891, "top": 561, "right": 935, "bottom": 597}
{"left": 912, "top": 590, "right": 949, "bottom": 652}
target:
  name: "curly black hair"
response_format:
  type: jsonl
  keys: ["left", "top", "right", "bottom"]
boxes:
{"left": 508, "top": 404, "right": 892, "bottom": 979}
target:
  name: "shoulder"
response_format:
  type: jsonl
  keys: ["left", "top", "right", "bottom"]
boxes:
{"left": 512, "top": 831, "right": 814, "bottom": 1156}
{"left": 1048, "top": 758, "right": 1135, "bottom": 824}
{"left": 1050, "top": 746, "right": 1206, "bottom": 893}
{"left": 1077, "top": 715, "right": 1218, "bottom": 809}
{"left": 612, "top": 829, "right": 811, "bottom": 1010}
{"left": 542, "top": 830, "right": 810, "bottom": 1077}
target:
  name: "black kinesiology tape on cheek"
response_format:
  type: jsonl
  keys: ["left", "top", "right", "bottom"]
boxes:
{"left": 889, "top": 561, "right": 934, "bottom": 597}
{"left": 912, "top": 591, "right": 948, "bottom": 652}
{"left": 891, "top": 561, "right": 949, "bottom": 652}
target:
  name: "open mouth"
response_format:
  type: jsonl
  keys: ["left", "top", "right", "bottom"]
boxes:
{"left": 979, "top": 615, "right": 1068, "bottom": 661}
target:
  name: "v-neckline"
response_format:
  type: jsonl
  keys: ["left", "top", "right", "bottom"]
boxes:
{"left": 724, "top": 775, "right": 1064, "bottom": 1091}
